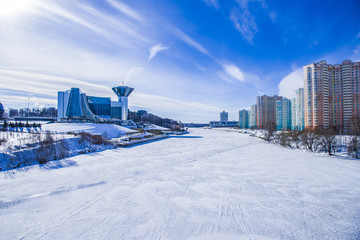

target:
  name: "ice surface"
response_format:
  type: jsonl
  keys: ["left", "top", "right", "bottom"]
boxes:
{"left": 42, "top": 123, "right": 137, "bottom": 138}
{"left": 1, "top": 128, "right": 360, "bottom": 239}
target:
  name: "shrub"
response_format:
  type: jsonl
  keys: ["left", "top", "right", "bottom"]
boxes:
{"left": 36, "top": 130, "right": 55, "bottom": 164}
{"left": 278, "top": 131, "right": 292, "bottom": 148}
{"left": 299, "top": 129, "right": 321, "bottom": 152}
{"left": 0, "top": 137, "right": 7, "bottom": 145}
{"left": 320, "top": 129, "right": 336, "bottom": 156}
{"left": 263, "top": 122, "right": 276, "bottom": 142}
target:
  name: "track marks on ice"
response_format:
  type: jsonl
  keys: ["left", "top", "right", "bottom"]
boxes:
{"left": 0, "top": 180, "right": 106, "bottom": 209}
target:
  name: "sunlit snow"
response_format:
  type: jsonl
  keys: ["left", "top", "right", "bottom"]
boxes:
{"left": 1, "top": 128, "right": 360, "bottom": 239}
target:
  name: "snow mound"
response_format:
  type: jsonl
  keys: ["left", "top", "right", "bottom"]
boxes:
{"left": 144, "top": 124, "right": 170, "bottom": 131}
{"left": 42, "top": 123, "right": 137, "bottom": 138}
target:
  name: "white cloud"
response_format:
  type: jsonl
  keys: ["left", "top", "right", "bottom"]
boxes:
{"left": 106, "top": 0, "right": 143, "bottom": 21}
{"left": 125, "top": 67, "right": 144, "bottom": 84}
{"left": 171, "top": 26, "right": 210, "bottom": 56}
{"left": 131, "top": 92, "right": 222, "bottom": 117}
{"left": 278, "top": 68, "right": 304, "bottom": 99}
{"left": 230, "top": 1, "right": 258, "bottom": 44}
{"left": 218, "top": 62, "right": 245, "bottom": 83}
{"left": 269, "top": 11, "right": 277, "bottom": 22}
{"left": 203, "top": 0, "right": 219, "bottom": 9}
{"left": 148, "top": 44, "right": 169, "bottom": 62}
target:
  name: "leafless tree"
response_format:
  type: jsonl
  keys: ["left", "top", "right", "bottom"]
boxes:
{"left": 320, "top": 129, "right": 336, "bottom": 156}
{"left": 348, "top": 116, "right": 360, "bottom": 158}
{"left": 300, "top": 129, "right": 321, "bottom": 152}
{"left": 263, "top": 122, "right": 276, "bottom": 142}
{"left": 36, "top": 130, "right": 55, "bottom": 164}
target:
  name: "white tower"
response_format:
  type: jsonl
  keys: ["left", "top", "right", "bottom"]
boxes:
{"left": 112, "top": 86, "right": 134, "bottom": 121}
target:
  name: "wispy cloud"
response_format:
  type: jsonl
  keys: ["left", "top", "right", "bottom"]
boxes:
{"left": 230, "top": 1, "right": 258, "bottom": 44}
{"left": 106, "top": 0, "right": 143, "bottom": 21}
{"left": 269, "top": 11, "right": 277, "bottom": 22}
{"left": 203, "top": 0, "right": 219, "bottom": 9}
{"left": 131, "top": 92, "right": 222, "bottom": 117}
{"left": 218, "top": 62, "right": 245, "bottom": 83}
{"left": 148, "top": 44, "right": 169, "bottom": 62}
{"left": 171, "top": 26, "right": 210, "bottom": 56}
{"left": 125, "top": 67, "right": 144, "bottom": 84}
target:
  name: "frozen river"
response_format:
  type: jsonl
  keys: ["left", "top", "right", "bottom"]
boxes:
{"left": 1, "top": 128, "right": 360, "bottom": 239}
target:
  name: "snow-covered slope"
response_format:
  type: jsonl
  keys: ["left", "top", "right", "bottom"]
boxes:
{"left": 143, "top": 124, "right": 170, "bottom": 131}
{"left": 42, "top": 123, "right": 137, "bottom": 138}
{"left": 1, "top": 128, "right": 360, "bottom": 239}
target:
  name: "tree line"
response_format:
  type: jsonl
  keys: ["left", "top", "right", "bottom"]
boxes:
{"left": 128, "top": 110, "right": 183, "bottom": 129}
{"left": 260, "top": 117, "right": 360, "bottom": 158}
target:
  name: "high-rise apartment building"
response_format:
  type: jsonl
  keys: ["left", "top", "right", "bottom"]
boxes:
{"left": 249, "top": 104, "right": 257, "bottom": 128}
{"left": 220, "top": 110, "right": 228, "bottom": 122}
{"left": 239, "top": 109, "right": 249, "bottom": 128}
{"left": 276, "top": 98, "right": 292, "bottom": 130}
{"left": 256, "top": 95, "right": 282, "bottom": 129}
{"left": 291, "top": 88, "right": 304, "bottom": 131}
{"left": 304, "top": 60, "right": 360, "bottom": 132}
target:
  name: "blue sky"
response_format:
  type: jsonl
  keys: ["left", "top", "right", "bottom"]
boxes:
{"left": 0, "top": 0, "right": 359, "bottom": 122}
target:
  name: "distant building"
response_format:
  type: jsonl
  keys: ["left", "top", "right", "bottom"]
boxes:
{"left": 239, "top": 109, "right": 249, "bottom": 128}
{"left": 58, "top": 85, "right": 134, "bottom": 124}
{"left": 209, "top": 121, "right": 238, "bottom": 128}
{"left": 256, "top": 95, "right": 282, "bottom": 129}
{"left": 304, "top": 60, "right": 360, "bottom": 133}
{"left": 249, "top": 104, "right": 257, "bottom": 128}
{"left": 209, "top": 110, "right": 238, "bottom": 128}
{"left": 220, "top": 110, "right": 228, "bottom": 122}
{"left": 291, "top": 88, "right": 304, "bottom": 131}
{"left": 276, "top": 98, "right": 292, "bottom": 130}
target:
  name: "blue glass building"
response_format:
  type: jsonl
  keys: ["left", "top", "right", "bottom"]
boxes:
{"left": 57, "top": 86, "right": 133, "bottom": 122}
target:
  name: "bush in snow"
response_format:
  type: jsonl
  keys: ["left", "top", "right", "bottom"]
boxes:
{"left": 320, "top": 129, "right": 337, "bottom": 156}
{"left": 36, "top": 130, "right": 55, "bottom": 164}
{"left": 263, "top": 122, "right": 276, "bottom": 142}
{"left": 277, "top": 131, "right": 292, "bottom": 148}
{"left": 299, "top": 129, "right": 321, "bottom": 152}
{"left": 347, "top": 117, "right": 360, "bottom": 158}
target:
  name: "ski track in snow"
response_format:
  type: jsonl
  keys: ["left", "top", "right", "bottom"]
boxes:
{"left": 1, "top": 128, "right": 360, "bottom": 239}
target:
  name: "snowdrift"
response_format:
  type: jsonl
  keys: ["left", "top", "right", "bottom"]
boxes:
{"left": 42, "top": 123, "right": 137, "bottom": 139}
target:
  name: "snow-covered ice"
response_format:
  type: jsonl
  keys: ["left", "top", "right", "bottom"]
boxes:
{"left": 1, "top": 128, "right": 360, "bottom": 239}
{"left": 42, "top": 123, "right": 137, "bottom": 138}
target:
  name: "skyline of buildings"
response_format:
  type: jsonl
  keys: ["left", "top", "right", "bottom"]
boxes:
{"left": 3, "top": 59, "right": 360, "bottom": 133}
{"left": 304, "top": 60, "right": 360, "bottom": 133}
{"left": 222, "top": 59, "right": 360, "bottom": 133}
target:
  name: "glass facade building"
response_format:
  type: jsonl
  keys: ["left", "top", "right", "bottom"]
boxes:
{"left": 57, "top": 86, "right": 134, "bottom": 122}
{"left": 239, "top": 109, "right": 249, "bottom": 128}
{"left": 276, "top": 98, "right": 292, "bottom": 130}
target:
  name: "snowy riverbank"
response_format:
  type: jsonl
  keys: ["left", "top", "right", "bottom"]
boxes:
{"left": 1, "top": 128, "right": 359, "bottom": 239}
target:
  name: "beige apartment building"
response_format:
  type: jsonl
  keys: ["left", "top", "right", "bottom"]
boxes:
{"left": 304, "top": 60, "right": 360, "bottom": 133}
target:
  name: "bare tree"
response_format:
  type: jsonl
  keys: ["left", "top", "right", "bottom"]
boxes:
{"left": 290, "top": 130, "right": 301, "bottom": 148}
{"left": 36, "top": 130, "right": 55, "bottom": 164}
{"left": 300, "top": 129, "right": 321, "bottom": 152}
{"left": 278, "top": 131, "right": 292, "bottom": 148}
{"left": 348, "top": 116, "right": 360, "bottom": 158}
{"left": 320, "top": 129, "right": 337, "bottom": 156}
{"left": 263, "top": 122, "right": 276, "bottom": 142}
